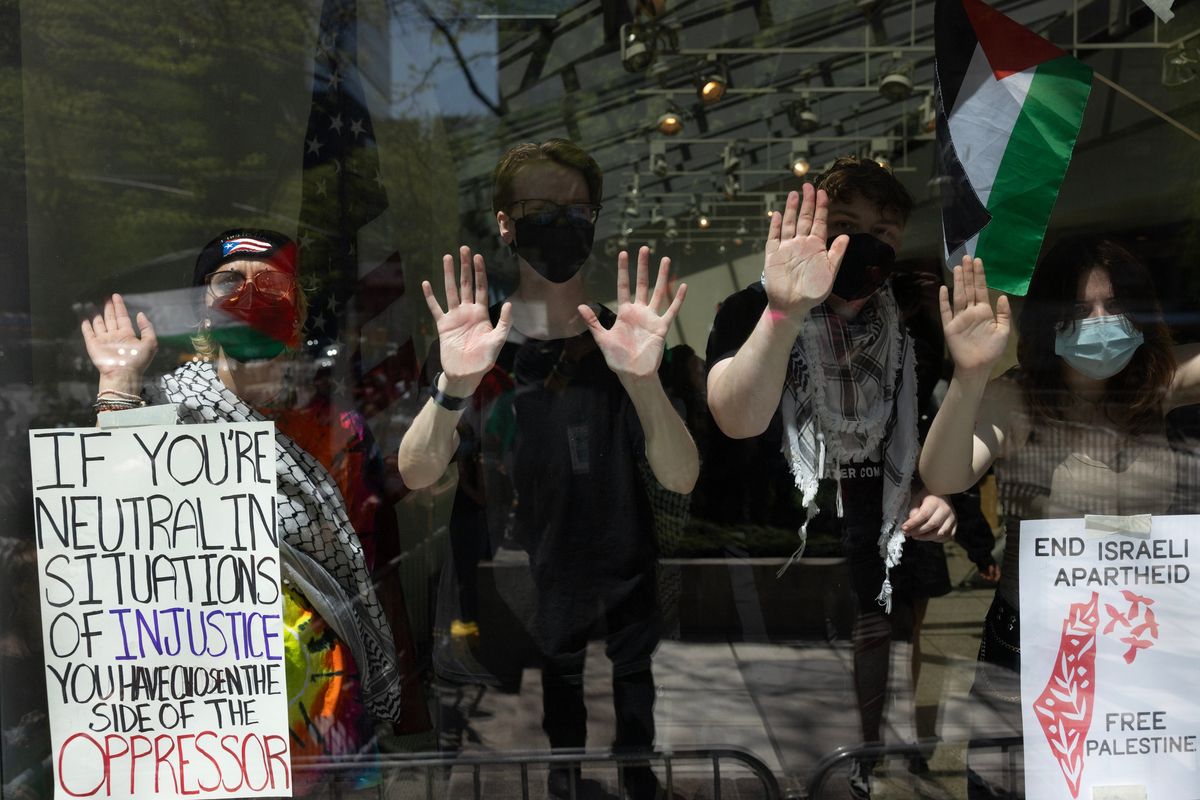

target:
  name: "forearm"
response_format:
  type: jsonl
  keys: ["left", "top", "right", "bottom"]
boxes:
{"left": 623, "top": 375, "right": 699, "bottom": 494}
{"left": 707, "top": 307, "right": 806, "bottom": 438}
{"left": 919, "top": 368, "right": 990, "bottom": 495}
{"left": 397, "top": 374, "right": 472, "bottom": 490}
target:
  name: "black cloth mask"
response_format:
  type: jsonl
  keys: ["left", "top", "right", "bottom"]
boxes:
{"left": 829, "top": 233, "right": 897, "bottom": 301}
{"left": 513, "top": 218, "right": 595, "bottom": 283}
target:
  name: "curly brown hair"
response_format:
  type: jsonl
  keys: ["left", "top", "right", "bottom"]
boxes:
{"left": 1018, "top": 236, "right": 1175, "bottom": 432}
{"left": 814, "top": 155, "right": 914, "bottom": 224}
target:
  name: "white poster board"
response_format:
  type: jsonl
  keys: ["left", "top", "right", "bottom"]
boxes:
{"left": 1020, "top": 515, "right": 1200, "bottom": 799}
{"left": 30, "top": 423, "right": 292, "bottom": 799}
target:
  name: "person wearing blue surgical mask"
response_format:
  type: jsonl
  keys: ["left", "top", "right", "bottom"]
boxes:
{"left": 918, "top": 236, "right": 1200, "bottom": 799}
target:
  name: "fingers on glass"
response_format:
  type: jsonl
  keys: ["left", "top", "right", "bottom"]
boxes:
{"left": 459, "top": 246, "right": 473, "bottom": 306}
{"left": 578, "top": 303, "right": 602, "bottom": 333}
{"left": 650, "top": 258, "right": 670, "bottom": 312}
{"left": 442, "top": 253, "right": 459, "bottom": 308}
{"left": 781, "top": 190, "right": 800, "bottom": 239}
{"left": 136, "top": 312, "right": 156, "bottom": 340}
{"left": 634, "top": 246, "right": 650, "bottom": 305}
{"left": 767, "top": 210, "right": 782, "bottom": 244}
{"left": 826, "top": 234, "right": 849, "bottom": 272}
{"left": 474, "top": 254, "right": 488, "bottom": 305}
{"left": 493, "top": 302, "right": 513, "bottom": 341}
{"left": 796, "top": 183, "right": 816, "bottom": 237}
{"left": 811, "top": 189, "right": 829, "bottom": 241}
{"left": 938, "top": 285, "right": 954, "bottom": 326}
{"left": 664, "top": 282, "right": 687, "bottom": 324}
{"left": 422, "top": 280, "right": 445, "bottom": 319}
{"left": 616, "top": 250, "right": 631, "bottom": 305}
{"left": 112, "top": 293, "right": 132, "bottom": 327}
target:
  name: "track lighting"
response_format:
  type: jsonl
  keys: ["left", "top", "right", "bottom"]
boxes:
{"left": 696, "top": 55, "right": 728, "bottom": 105}
{"left": 878, "top": 54, "right": 914, "bottom": 101}
{"left": 789, "top": 138, "right": 811, "bottom": 178}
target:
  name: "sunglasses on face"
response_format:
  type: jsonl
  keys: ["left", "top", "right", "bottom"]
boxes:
{"left": 205, "top": 269, "right": 296, "bottom": 299}
{"left": 510, "top": 199, "right": 602, "bottom": 228}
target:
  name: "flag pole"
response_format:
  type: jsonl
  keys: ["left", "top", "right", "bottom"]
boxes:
{"left": 1094, "top": 72, "right": 1200, "bottom": 144}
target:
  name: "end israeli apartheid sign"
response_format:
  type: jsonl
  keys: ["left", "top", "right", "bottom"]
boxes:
{"left": 1020, "top": 516, "right": 1200, "bottom": 799}
{"left": 29, "top": 423, "right": 291, "bottom": 799}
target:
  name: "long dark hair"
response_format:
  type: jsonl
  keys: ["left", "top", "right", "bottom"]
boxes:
{"left": 1018, "top": 237, "right": 1175, "bottom": 432}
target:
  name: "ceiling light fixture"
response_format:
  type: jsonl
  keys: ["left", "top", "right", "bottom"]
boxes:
{"left": 620, "top": 23, "right": 657, "bottom": 73}
{"left": 696, "top": 55, "right": 729, "bottom": 105}
{"left": 656, "top": 106, "right": 684, "bottom": 136}
{"left": 1163, "top": 42, "right": 1199, "bottom": 87}
{"left": 786, "top": 94, "right": 820, "bottom": 134}
{"left": 649, "top": 141, "right": 670, "bottom": 177}
{"left": 789, "top": 138, "right": 811, "bottom": 178}
{"left": 878, "top": 53, "right": 914, "bottom": 101}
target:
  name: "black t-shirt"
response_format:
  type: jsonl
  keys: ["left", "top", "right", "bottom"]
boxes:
{"left": 422, "top": 305, "right": 658, "bottom": 653}
{"left": 702, "top": 282, "right": 885, "bottom": 535}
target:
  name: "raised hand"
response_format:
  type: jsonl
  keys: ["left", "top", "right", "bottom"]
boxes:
{"left": 580, "top": 246, "right": 686, "bottom": 380}
{"left": 763, "top": 184, "right": 849, "bottom": 319}
{"left": 939, "top": 255, "right": 1011, "bottom": 375}
{"left": 80, "top": 293, "right": 157, "bottom": 393}
{"left": 422, "top": 246, "right": 512, "bottom": 394}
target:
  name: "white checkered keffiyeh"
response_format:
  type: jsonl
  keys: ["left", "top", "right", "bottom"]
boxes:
{"left": 776, "top": 283, "right": 918, "bottom": 612}
{"left": 153, "top": 360, "right": 404, "bottom": 722}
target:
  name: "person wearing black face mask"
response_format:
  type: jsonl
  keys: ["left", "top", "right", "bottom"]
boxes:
{"left": 703, "top": 157, "right": 959, "bottom": 799}
{"left": 398, "top": 140, "right": 698, "bottom": 800}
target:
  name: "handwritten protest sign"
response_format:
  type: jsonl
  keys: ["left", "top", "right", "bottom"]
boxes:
{"left": 1020, "top": 516, "right": 1200, "bottom": 799}
{"left": 30, "top": 423, "right": 291, "bottom": 799}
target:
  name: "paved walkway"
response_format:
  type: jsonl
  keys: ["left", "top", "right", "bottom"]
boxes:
{"left": 428, "top": 541, "right": 1007, "bottom": 799}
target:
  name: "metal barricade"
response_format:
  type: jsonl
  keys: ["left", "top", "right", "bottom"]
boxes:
{"left": 804, "top": 736, "right": 1024, "bottom": 799}
{"left": 296, "top": 746, "right": 782, "bottom": 799}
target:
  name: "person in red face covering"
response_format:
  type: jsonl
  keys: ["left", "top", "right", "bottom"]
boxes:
{"left": 80, "top": 229, "right": 417, "bottom": 794}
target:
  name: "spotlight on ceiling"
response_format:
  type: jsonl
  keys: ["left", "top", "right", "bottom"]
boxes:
{"left": 789, "top": 138, "right": 811, "bottom": 178}
{"left": 656, "top": 107, "right": 684, "bottom": 136}
{"left": 649, "top": 141, "right": 670, "bottom": 177}
{"left": 1163, "top": 42, "right": 1199, "bottom": 87}
{"left": 870, "top": 138, "right": 893, "bottom": 171}
{"left": 650, "top": 204, "right": 664, "bottom": 225}
{"left": 697, "top": 214, "right": 711, "bottom": 230}
{"left": 786, "top": 95, "right": 820, "bottom": 134}
{"left": 878, "top": 54, "right": 914, "bottom": 101}
{"left": 665, "top": 218, "right": 679, "bottom": 240}
{"left": 620, "top": 23, "right": 657, "bottom": 73}
{"left": 696, "top": 55, "right": 728, "bottom": 105}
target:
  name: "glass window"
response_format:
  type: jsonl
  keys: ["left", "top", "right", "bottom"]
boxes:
{"left": 3, "top": 0, "right": 1199, "bottom": 798}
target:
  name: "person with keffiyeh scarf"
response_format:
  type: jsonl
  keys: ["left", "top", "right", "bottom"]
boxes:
{"left": 706, "top": 158, "right": 957, "bottom": 800}
{"left": 80, "top": 229, "right": 416, "bottom": 795}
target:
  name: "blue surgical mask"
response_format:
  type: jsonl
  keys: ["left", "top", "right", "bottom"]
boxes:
{"left": 1054, "top": 314, "right": 1144, "bottom": 380}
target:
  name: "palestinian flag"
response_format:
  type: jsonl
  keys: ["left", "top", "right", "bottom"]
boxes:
{"left": 934, "top": 0, "right": 1092, "bottom": 295}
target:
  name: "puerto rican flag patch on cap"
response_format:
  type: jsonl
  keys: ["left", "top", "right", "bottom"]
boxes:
{"left": 222, "top": 237, "right": 274, "bottom": 257}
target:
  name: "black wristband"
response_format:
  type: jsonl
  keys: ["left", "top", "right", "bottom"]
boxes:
{"left": 430, "top": 372, "right": 469, "bottom": 411}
